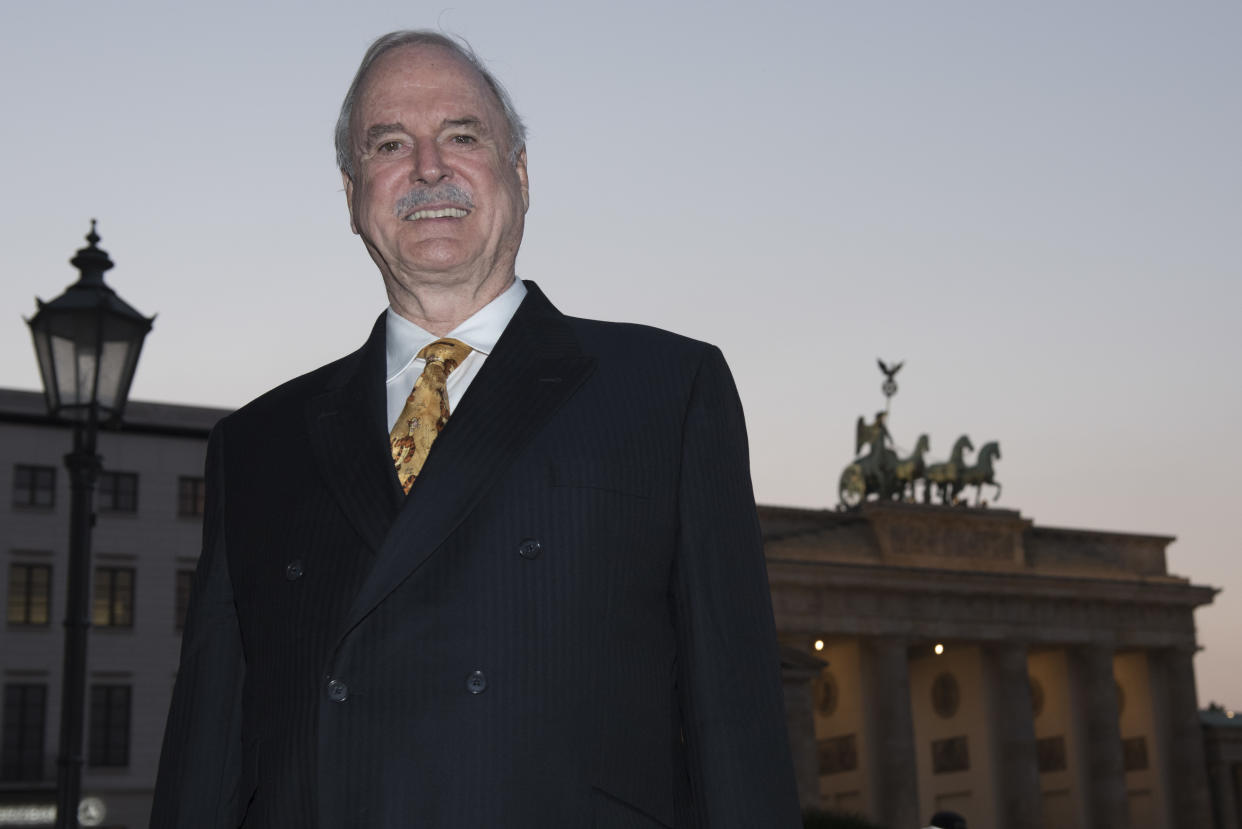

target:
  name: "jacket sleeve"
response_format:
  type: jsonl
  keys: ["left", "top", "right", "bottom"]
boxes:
{"left": 671, "top": 345, "right": 803, "bottom": 827}
{"left": 150, "top": 423, "right": 248, "bottom": 828}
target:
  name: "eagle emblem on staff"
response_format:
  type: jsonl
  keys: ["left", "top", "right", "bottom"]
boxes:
{"left": 877, "top": 358, "right": 903, "bottom": 406}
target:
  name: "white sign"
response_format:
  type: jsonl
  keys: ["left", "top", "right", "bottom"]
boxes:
{"left": 0, "top": 805, "right": 54, "bottom": 826}
{"left": 77, "top": 798, "right": 106, "bottom": 827}
{"left": 0, "top": 797, "right": 107, "bottom": 827}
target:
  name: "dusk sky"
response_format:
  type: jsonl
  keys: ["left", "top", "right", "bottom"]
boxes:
{"left": 2, "top": 2, "right": 1239, "bottom": 706}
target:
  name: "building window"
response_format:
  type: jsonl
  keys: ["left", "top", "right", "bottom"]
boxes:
{"left": 1122, "top": 736, "right": 1149, "bottom": 771}
{"left": 97, "top": 472, "right": 138, "bottom": 514}
{"left": 175, "top": 570, "right": 194, "bottom": 631}
{"left": 931, "top": 672, "right": 961, "bottom": 719}
{"left": 1037, "top": 735, "right": 1068, "bottom": 773}
{"left": 177, "top": 476, "right": 206, "bottom": 517}
{"left": 817, "top": 733, "right": 858, "bottom": 775}
{"left": 931, "top": 735, "right": 971, "bottom": 774}
{"left": 2, "top": 684, "right": 46, "bottom": 781}
{"left": 7, "top": 563, "right": 52, "bottom": 626}
{"left": 88, "top": 685, "right": 131, "bottom": 767}
{"left": 93, "top": 567, "right": 135, "bottom": 628}
{"left": 12, "top": 465, "right": 55, "bottom": 508}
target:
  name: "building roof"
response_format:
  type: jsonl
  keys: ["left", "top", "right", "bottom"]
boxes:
{"left": 1201, "top": 707, "right": 1242, "bottom": 729}
{"left": 758, "top": 502, "right": 1195, "bottom": 584}
{"left": 0, "top": 387, "right": 229, "bottom": 439}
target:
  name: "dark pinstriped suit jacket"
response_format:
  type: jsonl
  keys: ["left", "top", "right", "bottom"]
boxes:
{"left": 150, "top": 283, "right": 801, "bottom": 828}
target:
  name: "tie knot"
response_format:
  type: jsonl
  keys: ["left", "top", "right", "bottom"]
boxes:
{"left": 417, "top": 338, "right": 473, "bottom": 372}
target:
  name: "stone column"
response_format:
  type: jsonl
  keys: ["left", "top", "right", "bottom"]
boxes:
{"left": 780, "top": 646, "right": 827, "bottom": 812}
{"left": 984, "top": 642, "right": 1042, "bottom": 829}
{"left": 860, "top": 637, "right": 919, "bottom": 829}
{"left": 1152, "top": 647, "right": 1214, "bottom": 829}
{"left": 1070, "top": 644, "right": 1130, "bottom": 829}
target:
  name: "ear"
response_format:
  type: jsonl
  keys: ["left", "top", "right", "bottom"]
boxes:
{"left": 341, "top": 170, "right": 359, "bottom": 235}
{"left": 514, "top": 148, "right": 529, "bottom": 213}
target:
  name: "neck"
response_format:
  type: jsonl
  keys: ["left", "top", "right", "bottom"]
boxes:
{"left": 386, "top": 272, "right": 515, "bottom": 336}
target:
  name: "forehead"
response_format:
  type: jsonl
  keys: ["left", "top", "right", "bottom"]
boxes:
{"left": 354, "top": 44, "right": 503, "bottom": 129}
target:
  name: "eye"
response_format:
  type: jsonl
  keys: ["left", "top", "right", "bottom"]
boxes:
{"left": 450, "top": 134, "right": 477, "bottom": 145}
{"left": 377, "top": 140, "right": 403, "bottom": 153}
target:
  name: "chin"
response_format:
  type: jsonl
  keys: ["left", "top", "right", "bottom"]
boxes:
{"left": 399, "top": 239, "right": 477, "bottom": 271}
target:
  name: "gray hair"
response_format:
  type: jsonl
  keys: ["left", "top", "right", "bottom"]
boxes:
{"left": 334, "top": 30, "right": 527, "bottom": 179}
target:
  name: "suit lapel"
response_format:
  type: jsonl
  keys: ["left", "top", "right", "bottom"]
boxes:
{"left": 305, "top": 313, "right": 404, "bottom": 555}
{"left": 338, "top": 282, "right": 595, "bottom": 638}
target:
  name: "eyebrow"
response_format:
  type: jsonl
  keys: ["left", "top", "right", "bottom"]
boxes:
{"left": 364, "top": 123, "right": 406, "bottom": 147}
{"left": 443, "top": 117, "right": 486, "bottom": 132}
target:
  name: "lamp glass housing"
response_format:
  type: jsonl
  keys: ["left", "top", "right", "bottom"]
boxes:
{"left": 26, "top": 224, "right": 153, "bottom": 426}
{"left": 30, "top": 305, "right": 149, "bottom": 424}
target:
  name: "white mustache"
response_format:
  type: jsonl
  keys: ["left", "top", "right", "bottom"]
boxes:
{"left": 395, "top": 184, "right": 475, "bottom": 216}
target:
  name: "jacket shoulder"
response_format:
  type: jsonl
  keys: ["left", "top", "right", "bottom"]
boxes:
{"left": 565, "top": 316, "right": 717, "bottom": 362}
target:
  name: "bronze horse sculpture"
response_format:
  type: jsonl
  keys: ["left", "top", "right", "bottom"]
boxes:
{"left": 835, "top": 410, "right": 1002, "bottom": 509}
{"left": 923, "top": 435, "right": 973, "bottom": 504}
{"left": 959, "top": 441, "right": 1001, "bottom": 505}
{"left": 894, "top": 434, "right": 930, "bottom": 502}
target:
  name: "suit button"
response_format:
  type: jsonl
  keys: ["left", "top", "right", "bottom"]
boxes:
{"left": 327, "top": 679, "right": 348, "bottom": 702}
{"left": 517, "top": 538, "right": 542, "bottom": 560}
{"left": 285, "top": 560, "right": 304, "bottom": 581}
{"left": 466, "top": 670, "right": 487, "bottom": 694}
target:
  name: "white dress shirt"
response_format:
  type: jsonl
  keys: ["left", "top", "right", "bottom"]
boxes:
{"left": 385, "top": 278, "right": 528, "bottom": 431}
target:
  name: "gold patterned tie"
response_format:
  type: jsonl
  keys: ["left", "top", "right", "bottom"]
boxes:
{"left": 389, "top": 338, "right": 473, "bottom": 494}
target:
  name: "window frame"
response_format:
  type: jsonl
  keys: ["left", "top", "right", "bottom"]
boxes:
{"left": 1, "top": 683, "right": 47, "bottom": 782}
{"left": 176, "top": 476, "right": 206, "bottom": 518}
{"left": 87, "top": 684, "right": 131, "bottom": 768}
{"left": 97, "top": 471, "right": 139, "bottom": 514}
{"left": 12, "top": 465, "right": 56, "bottom": 509}
{"left": 7, "top": 562, "right": 52, "bottom": 627}
{"left": 92, "top": 566, "right": 136, "bottom": 629}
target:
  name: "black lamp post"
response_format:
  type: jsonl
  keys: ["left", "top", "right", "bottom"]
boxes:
{"left": 25, "top": 221, "right": 154, "bottom": 829}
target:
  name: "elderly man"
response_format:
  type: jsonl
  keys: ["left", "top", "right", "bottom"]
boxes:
{"left": 151, "top": 30, "right": 800, "bottom": 828}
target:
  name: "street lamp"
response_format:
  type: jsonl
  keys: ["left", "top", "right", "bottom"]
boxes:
{"left": 25, "top": 221, "right": 153, "bottom": 829}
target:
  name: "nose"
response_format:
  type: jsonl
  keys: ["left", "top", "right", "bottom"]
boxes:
{"left": 412, "top": 137, "right": 448, "bottom": 184}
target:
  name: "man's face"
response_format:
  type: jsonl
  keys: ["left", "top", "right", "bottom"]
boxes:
{"left": 343, "top": 44, "right": 529, "bottom": 295}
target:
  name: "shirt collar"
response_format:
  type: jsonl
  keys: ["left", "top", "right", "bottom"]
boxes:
{"left": 385, "top": 278, "right": 527, "bottom": 381}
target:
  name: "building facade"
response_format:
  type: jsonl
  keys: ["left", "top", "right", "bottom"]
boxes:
{"left": 766, "top": 503, "right": 1221, "bottom": 829}
{"left": 1203, "top": 707, "right": 1242, "bottom": 829}
{"left": 0, "top": 389, "right": 223, "bottom": 829}
{"left": 1, "top": 388, "right": 1232, "bottom": 828}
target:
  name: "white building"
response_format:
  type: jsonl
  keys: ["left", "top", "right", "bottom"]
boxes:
{"left": 0, "top": 388, "right": 224, "bottom": 829}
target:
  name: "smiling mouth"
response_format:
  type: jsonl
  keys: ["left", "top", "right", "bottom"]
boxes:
{"left": 404, "top": 207, "right": 470, "bottom": 221}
